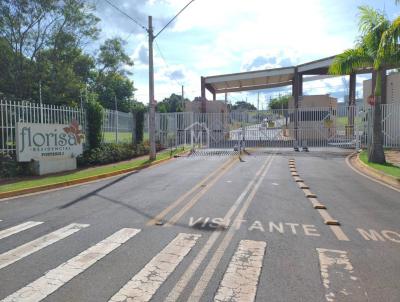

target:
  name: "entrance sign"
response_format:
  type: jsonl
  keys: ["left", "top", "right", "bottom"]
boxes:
{"left": 16, "top": 121, "right": 84, "bottom": 162}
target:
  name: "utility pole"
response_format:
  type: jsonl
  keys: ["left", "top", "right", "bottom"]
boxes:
{"left": 181, "top": 85, "right": 185, "bottom": 110}
{"left": 148, "top": 16, "right": 156, "bottom": 160}
{"left": 115, "top": 95, "right": 119, "bottom": 143}
{"left": 39, "top": 80, "right": 43, "bottom": 123}
{"left": 104, "top": 0, "right": 196, "bottom": 161}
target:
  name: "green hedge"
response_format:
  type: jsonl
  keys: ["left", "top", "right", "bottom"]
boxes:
{"left": 77, "top": 142, "right": 150, "bottom": 167}
{"left": 86, "top": 99, "right": 104, "bottom": 150}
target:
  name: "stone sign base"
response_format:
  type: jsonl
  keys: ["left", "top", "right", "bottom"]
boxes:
{"left": 33, "top": 158, "right": 77, "bottom": 175}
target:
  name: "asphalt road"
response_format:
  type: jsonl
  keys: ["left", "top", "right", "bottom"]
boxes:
{"left": 0, "top": 148, "right": 399, "bottom": 302}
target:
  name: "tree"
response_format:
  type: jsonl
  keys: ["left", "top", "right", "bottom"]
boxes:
{"left": 230, "top": 101, "right": 257, "bottom": 111}
{"left": 97, "top": 38, "right": 133, "bottom": 75}
{"left": 94, "top": 38, "right": 135, "bottom": 112}
{"left": 329, "top": 6, "right": 400, "bottom": 164}
{"left": 269, "top": 95, "right": 290, "bottom": 110}
{"left": 156, "top": 93, "right": 186, "bottom": 113}
{"left": 0, "top": 0, "right": 99, "bottom": 100}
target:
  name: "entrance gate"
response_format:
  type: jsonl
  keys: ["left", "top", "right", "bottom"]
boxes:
{"left": 153, "top": 105, "right": 372, "bottom": 150}
{"left": 151, "top": 104, "right": 400, "bottom": 151}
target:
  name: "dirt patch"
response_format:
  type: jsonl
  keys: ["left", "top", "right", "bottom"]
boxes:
{"left": 386, "top": 150, "right": 400, "bottom": 167}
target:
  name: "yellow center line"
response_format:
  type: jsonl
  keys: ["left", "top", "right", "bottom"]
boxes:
{"left": 146, "top": 156, "right": 237, "bottom": 226}
{"left": 163, "top": 158, "right": 238, "bottom": 227}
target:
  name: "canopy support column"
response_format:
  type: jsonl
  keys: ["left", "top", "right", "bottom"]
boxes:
{"left": 201, "top": 76, "right": 206, "bottom": 99}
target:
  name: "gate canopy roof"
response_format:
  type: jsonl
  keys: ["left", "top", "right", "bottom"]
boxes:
{"left": 203, "top": 55, "right": 373, "bottom": 95}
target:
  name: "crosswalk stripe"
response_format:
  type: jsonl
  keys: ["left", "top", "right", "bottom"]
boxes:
{"left": 1, "top": 228, "right": 140, "bottom": 302}
{"left": 109, "top": 233, "right": 201, "bottom": 302}
{"left": 316, "top": 248, "right": 367, "bottom": 301}
{"left": 214, "top": 240, "right": 266, "bottom": 302}
{"left": 0, "top": 221, "right": 43, "bottom": 240}
{"left": 0, "top": 223, "right": 89, "bottom": 270}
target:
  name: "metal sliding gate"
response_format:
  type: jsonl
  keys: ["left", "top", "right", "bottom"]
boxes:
{"left": 154, "top": 104, "right": 400, "bottom": 151}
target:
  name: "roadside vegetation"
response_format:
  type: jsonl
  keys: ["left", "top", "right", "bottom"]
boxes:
{"left": 359, "top": 150, "right": 400, "bottom": 178}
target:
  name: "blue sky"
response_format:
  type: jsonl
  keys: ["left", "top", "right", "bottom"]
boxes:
{"left": 92, "top": 0, "right": 400, "bottom": 107}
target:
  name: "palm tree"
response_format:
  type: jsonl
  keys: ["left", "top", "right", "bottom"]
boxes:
{"left": 329, "top": 6, "right": 400, "bottom": 164}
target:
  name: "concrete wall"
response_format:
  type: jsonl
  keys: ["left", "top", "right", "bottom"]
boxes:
{"left": 185, "top": 100, "right": 228, "bottom": 113}
{"left": 363, "top": 72, "right": 400, "bottom": 105}
{"left": 288, "top": 95, "right": 337, "bottom": 109}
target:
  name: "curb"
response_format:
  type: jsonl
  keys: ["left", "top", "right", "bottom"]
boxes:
{"left": 347, "top": 152, "right": 400, "bottom": 191}
{"left": 0, "top": 150, "right": 189, "bottom": 200}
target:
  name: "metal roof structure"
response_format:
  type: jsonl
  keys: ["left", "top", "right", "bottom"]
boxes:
{"left": 201, "top": 55, "right": 374, "bottom": 98}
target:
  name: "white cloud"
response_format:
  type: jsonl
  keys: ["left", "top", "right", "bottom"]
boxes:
{"left": 96, "top": 0, "right": 385, "bottom": 104}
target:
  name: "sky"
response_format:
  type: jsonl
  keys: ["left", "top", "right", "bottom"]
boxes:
{"left": 91, "top": 0, "right": 400, "bottom": 107}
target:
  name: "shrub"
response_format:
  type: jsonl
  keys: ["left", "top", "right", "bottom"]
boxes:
{"left": 77, "top": 143, "right": 149, "bottom": 167}
{"left": 132, "top": 105, "right": 146, "bottom": 143}
{"left": 0, "top": 153, "right": 32, "bottom": 178}
{"left": 86, "top": 98, "right": 104, "bottom": 150}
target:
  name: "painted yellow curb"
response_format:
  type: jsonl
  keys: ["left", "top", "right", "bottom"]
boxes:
{"left": 0, "top": 150, "right": 188, "bottom": 200}
{"left": 352, "top": 153, "right": 400, "bottom": 189}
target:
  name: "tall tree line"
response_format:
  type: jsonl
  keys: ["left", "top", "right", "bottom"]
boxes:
{"left": 0, "top": 0, "right": 136, "bottom": 112}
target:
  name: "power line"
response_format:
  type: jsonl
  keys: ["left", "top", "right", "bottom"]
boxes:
{"left": 154, "top": 40, "right": 184, "bottom": 87}
{"left": 154, "top": 0, "right": 196, "bottom": 39}
{"left": 103, "top": 0, "right": 148, "bottom": 32}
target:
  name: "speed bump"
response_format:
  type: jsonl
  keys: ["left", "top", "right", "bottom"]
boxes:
{"left": 293, "top": 176, "right": 304, "bottom": 182}
{"left": 303, "top": 189, "right": 317, "bottom": 198}
{"left": 297, "top": 182, "right": 309, "bottom": 189}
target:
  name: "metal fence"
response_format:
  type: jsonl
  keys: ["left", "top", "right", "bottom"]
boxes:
{"left": 0, "top": 100, "right": 86, "bottom": 155}
{"left": 381, "top": 103, "right": 400, "bottom": 148}
{"left": 152, "top": 104, "right": 400, "bottom": 150}
{"left": 102, "top": 109, "right": 135, "bottom": 144}
{"left": 2, "top": 99, "right": 399, "bottom": 156}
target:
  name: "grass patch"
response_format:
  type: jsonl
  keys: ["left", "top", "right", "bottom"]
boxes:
{"left": 359, "top": 150, "right": 400, "bottom": 178}
{"left": 103, "top": 132, "right": 133, "bottom": 143}
{"left": 0, "top": 147, "right": 186, "bottom": 193}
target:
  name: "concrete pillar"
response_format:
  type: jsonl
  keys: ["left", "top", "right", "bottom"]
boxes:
{"left": 213, "top": 93, "right": 216, "bottom": 101}
{"left": 201, "top": 77, "right": 206, "bottom": 99}
{"left": 292, "top": 68, "right": 299, "bottom": 141}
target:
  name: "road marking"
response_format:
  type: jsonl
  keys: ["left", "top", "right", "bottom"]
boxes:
{"left": 109, "top": 233, "right": 200, "bottom": 302}
{"left": 329, "top": 225, "right": 350, "bottom": 241}
{"left": 297, "top": 182, "right": 309, "bottom": 189}
{"left": 317, "top": 248, "right": 367, "bottom": 302}
{"left": 357, "top": 228, "right": 400, "bottom": 243}
{"left": 0, "top": 223, "right": 89, "bottom": 270}
{"left": 166, "top": 155, "right": 274, "bottom": 302}
{"left": 214, "top": 240, "right": 266, "bottom": 302}
{"left": 0, "top": 221, "right": 43, "bottom": 240}
{"left": 187, "top": 155, "right": 274, "bottom": 302}
{"left": 147, "top": 157, "right": 236, "bottom": 226}
{"left": 293, "top": 176, "right": 304, "bottom": 182}
{"left": 308, "top": 198, "right": 326, "bottom": 209}
{"left": 317, "top": 209, "right": 340, "bottom": 225}
{"left": 164, "top": 158, "right": 237, "bottom": 227}
{"left": 1, "top": 228, "right": 140, "bottom": 302}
